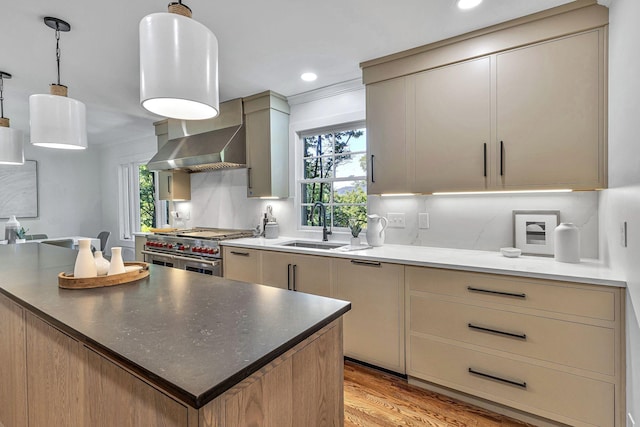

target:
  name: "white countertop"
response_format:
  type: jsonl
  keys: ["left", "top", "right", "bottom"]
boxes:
{"left": 220, "top": 236, "right": 626, "bottom": 288}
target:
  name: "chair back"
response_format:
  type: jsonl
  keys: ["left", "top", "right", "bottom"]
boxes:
{"left": 97, "top": 231, "right": 111, "bottom": 251}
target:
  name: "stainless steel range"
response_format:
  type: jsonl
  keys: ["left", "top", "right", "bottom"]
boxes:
{"left": 142, "top": 227, "right": 255, "bottom": 276}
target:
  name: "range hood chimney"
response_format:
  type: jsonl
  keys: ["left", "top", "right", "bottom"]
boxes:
{"left": 147, "top": 99, "right": 246, "bottom": 172}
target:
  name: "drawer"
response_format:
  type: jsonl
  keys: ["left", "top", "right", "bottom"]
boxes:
{"left": 223, "top": 247, "right": 260, "bottom": 283}
{"left": 410, "top": 295, "right": 615, "bottom": 375}
{"left": 406, "top": 266, "right": 615, "bottom": 321}
{"left": 409, "top": 336, "right": 614, "bottom": 427}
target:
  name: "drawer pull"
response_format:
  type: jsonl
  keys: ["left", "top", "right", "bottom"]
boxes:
{"left": 468, "top": 323, "right": 527, "bottom": 340}
{"left": 350, "top": 259, "right": 381, "bottom": 267}
{"left": 468, "top": 368, "right": 527, "bottom": 389}
{"left": 230, "top": 251, "right": 250, "bottom": 256}
{"left": 467, "top": 286, "right": 526, "bottom": 299}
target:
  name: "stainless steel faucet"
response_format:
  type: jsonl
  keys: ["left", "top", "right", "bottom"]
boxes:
{"left": 312, "top": 202, "right": 332, "bottom": 241}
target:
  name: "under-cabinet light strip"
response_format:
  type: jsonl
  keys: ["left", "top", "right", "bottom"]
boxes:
{"left": 432, "top": 189, "right": 572, "bottom": 196}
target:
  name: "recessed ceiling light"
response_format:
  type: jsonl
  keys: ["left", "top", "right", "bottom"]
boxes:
{"left": 301, "top": 72, "right": 317, "bottom": 82}
{"left": 457, "top": 0, "right": 482, "bottom": 10}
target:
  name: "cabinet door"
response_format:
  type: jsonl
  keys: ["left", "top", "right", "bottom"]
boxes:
{"left": 261, "top": 251, "right": 292, "bottom": 290}
{"left": 84, "top": 347, "right": 187, "bottom": 427}
{"left": 335, "top": 259, "right": 405, "bottom": 373}
{"left": 159, "top": 171, "right": 191, "bottom": 201}
{"left": 0, "top": 295, "right": 27, "bottom": 427}
{"left": 26, "top": 313, "right": 83, "bottom": 427}
{"left": 366, "top": 77, "right": 409, "bottom": 194}
{"left": 414, "top": 57, "right": 491, "bottom": 192}
{"left": 246, "top": 108, "right": 273, "bottom": 198}
{"left": 223, "top": 247, "right": 260, "bottom": 283}
{"left": 496, "top": 30, "right": 604, "bottom": 190}
{"left": 291, "top": 254, "right": 332, "bottom": 298}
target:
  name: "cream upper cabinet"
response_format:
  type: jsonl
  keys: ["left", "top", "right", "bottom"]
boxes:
{"left": 413, "top": 57, "right": 491, "bottom": 193}
{"left": 335, "top": 258, "right": 405, "bottom": 373}
{"left": 244, "top": 91, "right": 290, "bottom": 198}
{"left": 366, "top": 77, "right": 409, "bottom": 194}
{"left": 261, "top": 251, "right": 332, "bottom": 297}
{"left": 496, "top": 30, "right": 606, "bottom": 190}
{"left": 158, "top": 170, "right": 191, "bottom": 201}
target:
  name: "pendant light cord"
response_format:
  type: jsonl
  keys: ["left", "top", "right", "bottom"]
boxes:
{"left": 0, "top": 74, "right": 4, "bottom": 118}
{"left": 55, "top": 26, "right": 62, "bottom": 85}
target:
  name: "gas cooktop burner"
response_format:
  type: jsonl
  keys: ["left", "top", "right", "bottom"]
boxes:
{"left": 144, "top": 227, "right": 255, "bottom": 260}
{"left": 154, "top": 227, "right": 255, "bottom": 240}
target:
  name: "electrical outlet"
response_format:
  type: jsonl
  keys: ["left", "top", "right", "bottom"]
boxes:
{"left": 387, "top": 213, "right": 406, "bottom": 228}
{"left": 419, "top": 213, "right": 430, "bottom": 229}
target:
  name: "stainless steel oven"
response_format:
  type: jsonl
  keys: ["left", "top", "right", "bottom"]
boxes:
{"left": 141, "top": 227, "right": 254, "bottom": 277}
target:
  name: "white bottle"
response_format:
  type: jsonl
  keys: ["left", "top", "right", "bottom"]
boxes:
{"left": 107, "top": 247, "right": 126, "bottom": 275}
{"left": 554, "top": 223, "right": 580, "bottom": 263}
{"left": 5, "top": 215, "right": 19, "bottom": 244}
{"left": 94, "top": 251, "right": 111, "bottom": 276}
{"left": 74, "top": 239, "right": 98, "bottom": 278}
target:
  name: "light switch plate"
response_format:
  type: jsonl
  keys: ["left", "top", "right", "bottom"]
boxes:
{"left": 419, "top": 213, "right": 430, "bottom": 229}
{"left": 387, "top": 213, "right": 406, "bottom": 228}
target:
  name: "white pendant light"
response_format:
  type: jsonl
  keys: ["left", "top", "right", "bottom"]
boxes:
{"left": 139, "top": 1, "right": 219, "bottom": 120}
{"left": 0, "top": 71, "right": 24, "bottom": 165}
{"left": 30, "top": 17, "right": 87, "bottom": 150}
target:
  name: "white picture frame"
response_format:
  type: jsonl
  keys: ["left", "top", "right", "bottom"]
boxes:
{"left": 0, "top": 160, "right": 39, "bottom": 218}
{"left": 513, "top": 210, "right": 560, "bottom": 256}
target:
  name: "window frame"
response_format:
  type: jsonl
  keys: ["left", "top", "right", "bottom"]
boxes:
{"left": 297, "top": 120, "right": 367, "bottom": 232}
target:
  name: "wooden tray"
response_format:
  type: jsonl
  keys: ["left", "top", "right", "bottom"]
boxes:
{"left": 58, "top": 262, "right": 150, "bottom": 289}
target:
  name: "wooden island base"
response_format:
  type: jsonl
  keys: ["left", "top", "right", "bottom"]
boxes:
{"left": 0, "top": 293, "right": 344, "bottom": 427}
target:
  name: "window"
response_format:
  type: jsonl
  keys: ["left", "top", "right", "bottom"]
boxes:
{"left": 119, "top": 160, "right": 167, "bottom": 241}
{"left": 299, "top": 123, "right": 367, "bottom": 229}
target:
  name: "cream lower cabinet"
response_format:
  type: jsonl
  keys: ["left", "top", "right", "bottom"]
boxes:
{"left": 335, "top": 258, "right": 405, "bottom": 373}
{"left": 406, "top": 267, "right": 624, "bottom": 427}
{"left": 261, "top": 251, "right": 332, "bottom": 297}
{"left": 223, "top": 247, "right": 261, "bottom": 283}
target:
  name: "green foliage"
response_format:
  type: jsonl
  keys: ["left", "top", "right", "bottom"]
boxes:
{"left": 333, "top": 182, "right": 367, "bottom": 227}
{"left": 16, "top": 227, "right": 29, "bottom": 239}
{"left": 138, "top": 165, "right": 156, "bottom": 232}
{"left": 348, "top": 218, "right": 362, "bottom": 237}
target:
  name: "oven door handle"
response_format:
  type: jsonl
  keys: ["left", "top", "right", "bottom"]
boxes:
{"left": 141, "top": 251, "right": 221, "bottom": 267}
{"left": 177, "top": 256, "right": 221, "bottom": 267}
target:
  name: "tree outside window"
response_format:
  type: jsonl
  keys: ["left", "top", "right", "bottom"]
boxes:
{"left": 300, "top": 124, "right": 367, "bottom": 230}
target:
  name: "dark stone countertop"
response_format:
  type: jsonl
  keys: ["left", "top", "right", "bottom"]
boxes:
{"left": 0, "top": 243, "right": 351, "bottom": 408}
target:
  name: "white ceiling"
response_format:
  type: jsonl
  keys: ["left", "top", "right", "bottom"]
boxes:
{"left": 2, "top": 0, "right": 575, "bottom": 146}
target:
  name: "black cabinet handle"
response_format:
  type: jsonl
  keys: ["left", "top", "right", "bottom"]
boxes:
{"left": 287, "top": 263, "right": 292, "bottom": 290}
{"left": 167, "top": 176, "right": 172, "bottom": 194}
{"left": 467, "top": 286, "right": 526, "bottom": 299}
{"left": 468, "top": 323, "right": 527, "bottom": 340}
{"left": 350, "top": 259, "right": 381, "bottom": 267}
{"left": 247, "top": 167, "right": 252, "bottom": 189}
{"left": 230, "top": 251, "right": 250, "bottom": 256}
{"left": 293, "top": 264, "right": 297, "bottom": 291}
{"left": 500, "top": 140, "right": 504, "bottom": 176}
{"left": 483, "top": 143, "right": 487, "bottom": 177}
{"left": 370, "top": 154, "right": 375, "bottom": 183}
{"left": 468, "top": 368, "right": 527, "bottom": 389}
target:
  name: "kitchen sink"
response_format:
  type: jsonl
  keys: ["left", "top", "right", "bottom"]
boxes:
{"left": 279, "top": 241, "right": 346, "bottom": 250}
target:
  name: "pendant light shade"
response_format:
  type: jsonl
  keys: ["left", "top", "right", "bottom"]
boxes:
{"left": 139, "top": 3, "right": 219, "bottom": 120}
{"left": 0, "top": 71, "right": 24, "bottom": 165}
{"left": 30, "top": 17, "right": 87, "bottom": 150}
{"left": 30, "top": 92, "right": 87, "bottom": 150}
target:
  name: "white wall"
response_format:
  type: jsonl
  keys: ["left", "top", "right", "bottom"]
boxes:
{"left": 98, "top": 135, "right": 157, "bottom": 259}
{"left": 598, "top": 0, "right": 640, "bottom": 423}
{"left": 14, "top": 142, "right": 103, "bottom": 239}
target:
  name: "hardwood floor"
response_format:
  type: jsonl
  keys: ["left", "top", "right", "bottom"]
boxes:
{"left": 344, "top": 360, "right": 534, "bottom": 427}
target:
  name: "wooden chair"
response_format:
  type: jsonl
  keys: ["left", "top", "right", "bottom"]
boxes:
{"left": 96, "top": 231, "right": 111, "bottom": 251}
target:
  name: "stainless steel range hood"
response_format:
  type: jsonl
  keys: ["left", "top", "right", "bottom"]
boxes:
{"left": 147, "top": 99, "right": 246, "bottom": 172}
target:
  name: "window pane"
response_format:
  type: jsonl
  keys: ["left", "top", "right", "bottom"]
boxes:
{"left": 335, "top": 128, "right": 366, "bottom": 153}
{"left": 301, "top": 182, "right": 331, "bottom": 204}
{"left": 138, "top": 165, "right": 156, "bottom": 232}
{"left": 334, "top": 180, "right": 367, "bottom": 203}
{"left": 332, "top": 205, "right": 367, "bottom": 228}
{"left": 301, "top": 205, "right": 331, "bottom": 227}
{"left": 304, "top": 157, "right": 334, "bottom": 179}
{"left": 303, "top": 133, "right": 333, "bottom": 157}
{"left": 335, "top": 153, "right": 366, "bottom": 178}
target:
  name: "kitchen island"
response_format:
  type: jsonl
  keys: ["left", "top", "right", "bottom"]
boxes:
{"left": 0, "top": 243, "right": 350, "bottom": 427}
